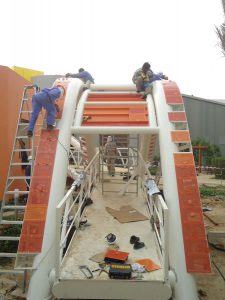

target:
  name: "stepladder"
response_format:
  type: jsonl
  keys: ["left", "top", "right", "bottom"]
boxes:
{"left": 0, "top": 84, "right": 42, "bottom": 291}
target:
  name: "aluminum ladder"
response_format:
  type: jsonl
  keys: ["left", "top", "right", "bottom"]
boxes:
{"left": 0, "top": 85, "right": 39, "bottom": 290}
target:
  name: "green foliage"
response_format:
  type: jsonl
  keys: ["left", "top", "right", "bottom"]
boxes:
{"left": 211, "top": 157, "right": 225, "bottom": 168}
{"left": 0, "top": 225, "right": 21, "bottom": 253}
{"left": 1, "top": 225, "right": 21, "bottom": 237}
{"left": 149, "top": 166, "right": 157, "bottom": 175}
{"left": 192, "top": 138, "right": 221, "bottom": 166}
{"left": 200, "top": 185, "right": 225, "bottom": 198}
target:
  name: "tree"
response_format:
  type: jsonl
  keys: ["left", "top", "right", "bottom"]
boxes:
{"left": 192, "top": 138, "right": 221, "bottom": 166}
{"left": 215, "top": 0, "right": 225, "bottom": 56}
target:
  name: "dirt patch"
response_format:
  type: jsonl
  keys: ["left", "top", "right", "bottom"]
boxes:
{"left": 195, "top": 196, "right": 225, "bottom": 300}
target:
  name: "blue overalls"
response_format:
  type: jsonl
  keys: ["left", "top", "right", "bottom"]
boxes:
{"left": 28, "top": 87, "right": 61, "bottom": 132}
{"left": 143, "top": 72, "right": 164, "bottom": 90}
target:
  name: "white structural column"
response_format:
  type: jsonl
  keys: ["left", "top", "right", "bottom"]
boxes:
{"left": 152, "top": 81, "right": 198, "bottom": 300}
{"left": 27, "top": 79, "right": 83, "bottom": 300}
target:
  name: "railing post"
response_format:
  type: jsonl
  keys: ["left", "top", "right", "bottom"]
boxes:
{"left": 55, "top": 206, "right": 62, "bottom": 280}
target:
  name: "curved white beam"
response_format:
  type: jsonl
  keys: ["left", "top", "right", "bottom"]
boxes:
{"left": 27, "top": 79, "right": 83, "bottom": 300}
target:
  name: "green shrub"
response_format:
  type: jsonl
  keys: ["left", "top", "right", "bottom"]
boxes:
{"left": 200, "top": 185, "right": 225, "bottom": 197}
{"left": 192, "top": 138, "right": 221, "bottom": 166}
{"left": 0, "top": 225, "right": 21, "bottom": 253}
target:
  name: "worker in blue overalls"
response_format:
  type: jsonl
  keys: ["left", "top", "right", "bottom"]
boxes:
{"left": 66, "top": 68, "right": 95, "bottom": 85}
{"left": 27, "top": 86, "right": 64, "bottom": 137}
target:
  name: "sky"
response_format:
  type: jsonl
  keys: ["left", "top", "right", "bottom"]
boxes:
{"left": 0, "top": 0, "right": 224, "bottom": 100}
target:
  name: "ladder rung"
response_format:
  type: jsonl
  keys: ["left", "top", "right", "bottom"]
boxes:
{"left": 0, "top": 253, "right": 17, "bottom": 258}
{"left": 15, "top": 136, "right": 29, "bottom": 139}
{"left": 3, "top": 205, "right": 26, "bottom": 210}
{"left": 21, "top": 110, "right": 32, "bottom": 113}
{"left": 1, "top": 220, "right": 23, "bottom": 225}
{"left": 11, "top": 162, "right": 31, "bottom": 166}
{"left": 0, "top": 236, "right": 20, "bottom": 241}
{"left": 14, "top": 149, "right": 32, "bottom": 152}
{"left": 8, "top": 176, "right": 31, "bottom": 180}
{"left": 5, "top": 191, "right": 29, "bottom": 194}
{"left": 0, "top": 269, "right": 25, "bottom": 275}
{"left": 18, "top": 123, "right": 29, "bottom": 126}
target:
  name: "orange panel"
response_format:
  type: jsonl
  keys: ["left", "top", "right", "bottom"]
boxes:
{"left": 168, "top": 112, "right": 187, "bottom": 122}
{"left": 28, "top": 176, "right": 52, "bottom": 204}
{"left": 182, "top": 223, "right": 206, "bottom": 239}
{"left": 18, "top": 220, "right": 45, "bottom": 253}
{"left": 37, "top": 130, "right": 59, "bottom": 153}
{"left": 162, "top": 81, "right": 183, "bottom": 104}
{"left": 174, "top": 153, "right": 211, "bottom": 273}
{"left": 82, "top": 103, "right": 149, "bottom": 126}
{"left": 18, "top": 130, "right": 59, "bottom": 253}
{"left": 87, "top": 94, "right": 144, "bottom": 102}
{"left": 0, "top": 66, "right": 32, "bottom": 200}
{"left": 171, "top": 130, "right": 190, "bottom": 143}
{"left": 32, "top": 153, "right": 55, "bottom": 177}
{"left": 174, "top": 153, "right": 194, "bottom": 165}
{"left": 185, "top": 254, "right": 212, "bottom": 273}
{"left": 24, "top": 204, "right": 47, "bottom": 221}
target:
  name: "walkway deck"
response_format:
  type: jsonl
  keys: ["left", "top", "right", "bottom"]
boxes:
{"left": 60, "top": 176, "right": 163, "bottom": 282}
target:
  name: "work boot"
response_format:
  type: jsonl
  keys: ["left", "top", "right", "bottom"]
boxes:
{"left": 47, "top": 123, "right": 56, "bottom": 130}
{"left": 141, "top": 93, "right": 147, "bottom": 100}
{"left": 27, "top": 130, "right": 33, "bottom": 137}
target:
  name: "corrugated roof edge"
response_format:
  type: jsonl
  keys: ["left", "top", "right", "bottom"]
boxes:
{"left": 182, "top": 94, "right": 225, "bottom": 106}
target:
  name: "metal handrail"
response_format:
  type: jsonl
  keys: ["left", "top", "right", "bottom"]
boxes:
{"left": 55, "top": 152, "right": 99, "bottom": 279}
{"left": 138, "top": 152, "right": 169, "bottom": 283}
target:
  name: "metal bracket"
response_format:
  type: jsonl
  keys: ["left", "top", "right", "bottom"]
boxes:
{"left": 79, "top": 265, "right": 93, "bottom": 279}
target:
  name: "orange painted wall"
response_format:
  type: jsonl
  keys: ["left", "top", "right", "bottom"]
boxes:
{"left": 0, "top": 66, "right": 31, "bottom": 200}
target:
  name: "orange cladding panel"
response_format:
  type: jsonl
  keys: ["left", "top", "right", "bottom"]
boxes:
{"left": 82, "top": 103, "right": 148, "bottom": 126}
{"left": 162, "top": 81, "right": 183, "bottom": 104}
{"left": 0, "top": 66, "right": 32, "bottom": 200}
{"left": 171, "top": 131, "right": 190, "bottom": 143}
{"left": 18, "top": 130, "right": 59, "bottom": 253}
{"left": 168, "top": 112, "right": 187, "bottom": 122}
{"left": 174, "top": 153, "right": 211, "bottom": 273}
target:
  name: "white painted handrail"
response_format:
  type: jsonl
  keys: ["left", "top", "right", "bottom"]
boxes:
{"left": 55, "top": 152, "right": 99, "bottom": 280}
{"left": 138, "top": 152, "right": 169, "bottom": 283}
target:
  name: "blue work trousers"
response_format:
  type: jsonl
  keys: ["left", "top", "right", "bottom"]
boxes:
{"left": 28, "top": 95, "right": 56, "bottom": 132}
{"left": 143, "top": 73, "right": 164, "bottom": 91}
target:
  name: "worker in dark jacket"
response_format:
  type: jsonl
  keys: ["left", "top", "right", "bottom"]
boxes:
{"left": 132, "top": 62, "right": 168, "bottom": 95}
{"left": 27, "top": 86, "right": 64, "bottom": 137}
{"left": 104, "top": 136, "right": 118, "bottom": 176}
{"left": 66, "top": 68, "right": 94, "bottom": 84}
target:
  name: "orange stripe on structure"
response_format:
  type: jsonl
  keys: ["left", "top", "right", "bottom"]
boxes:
{"left": 174, "top": 153, "right": 211, "bottom": 273}
{"left": 162, "top": 81, "right": 183, "bottom": 104}
{"left": 171, "top": 131, "right": 190, "bottom": 143}
{"left": 82, "top": 103, "right": 149, "bottom": 126}
{"left": 168, "top": 112, "right": 187, "bottom": 122}
{"left": 87, "top": 94, "right": 144, "bottom": 102}
{"left": 18, "top": 130, "right": 59, "bottom": 253}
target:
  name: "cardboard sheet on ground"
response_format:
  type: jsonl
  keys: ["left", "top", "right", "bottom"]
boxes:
{"left": 136, "top": 258, "right": 161, "bottom": 272}
{"left": 105, "top": 205, "right": 148, "bottom": 223}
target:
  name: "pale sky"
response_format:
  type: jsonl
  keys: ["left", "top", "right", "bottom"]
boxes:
{"left": 0, "top": 0, "right": 224, "bottom": 99}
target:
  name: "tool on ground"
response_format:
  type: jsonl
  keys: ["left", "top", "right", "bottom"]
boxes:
{"left": 79, "top": 265, "right": 93, "bottom": 279}
{"left": 92, "top": 263, "right": 108, "bottom": 276}
{"left": 203, "top": 212, "right": 219, "bottom": 226}
{"left": 104, "top": 249, "right": 129, "bottom": 263}
{"left": 109, "top": 263, "right": 132, "bottom": 279}
{"left": 105, "top": 233, "right": 117, "bottom": 244}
